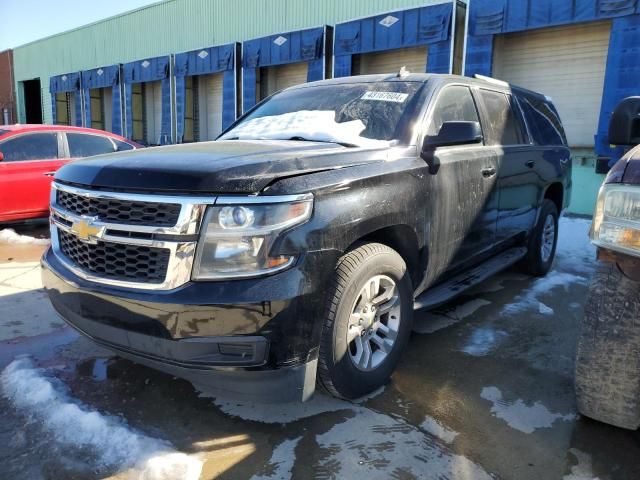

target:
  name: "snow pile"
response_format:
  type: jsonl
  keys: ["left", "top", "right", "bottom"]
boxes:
{"left": 564, "top": 448, "right": 601, "bottom": 480}
{"left": 461, "top": 327, "right": 508, "bottom": 356}
{"left": 0, "top": 229, "right": 49, "bottom": 245}
{"left": 420, "top": 415, "right": 459, "bottom": 444}
{"left": 1, "top": 357, "right": 202, "bottom": 480}
{"left": 220, "top": 110, "right": 389, "bottom": 147}
{"left": 481, "top": 386, "right": 575, "bottom": 434}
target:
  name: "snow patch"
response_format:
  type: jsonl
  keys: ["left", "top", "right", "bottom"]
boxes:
{"left": 564, "top": 448, "right": 600, "bottom": 480}
{"left": 501, "top": 272, "right": 587, "bottom": 316}
{"left": 414, "top": 298, "right": 491, "bottom": 334}
{"left": 1, "top": 358, "right": 202, "bottom": 480}
{"left": 316, "top": 407, "right": 491, "bottom": 479}
{"left": 461, "top": 327, "right": 508, "bottom": 356}
{"left": 251, "top": 436, "right": 302, "bottom": 480}
{"left": 538, "top": 302, "right": 554, "bottom": 315}
{"left": 0, "top": 229, "right": 49, "bottom": 245}
{"left": 420, "top": 415, "right": 459, "bottom": 444}
{"left": 481, "top": 386, "right": 575, "bottom": 434}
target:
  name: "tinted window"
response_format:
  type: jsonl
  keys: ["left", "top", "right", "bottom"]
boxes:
{"left": 221, "top": 82, "right": 424, "bottom": 143}
{"left": 67, "top": 133, "right": 115, "bottom": 157}
{"left": 478, "top": 90, "right": 524, "bottom": 146}
{"left": 518, "top": 96, "right": 566, "bottom": 146}
{"left": 428, "top": 86, "right": 480, "bottom": 136}
{"left": 0, "top": 133, "right": 58, "bottom": 161}
{"left": 113, "top": 139, "right": 135, "bottom": 151}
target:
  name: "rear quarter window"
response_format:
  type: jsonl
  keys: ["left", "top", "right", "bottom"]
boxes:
{"left": 67, "top": 133, "right": 116, "bottom": 157}
{"left": 518, "top": 96, "right": 567, "bottom": 146}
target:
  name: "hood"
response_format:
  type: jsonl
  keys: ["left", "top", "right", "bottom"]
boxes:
{"left": 55, "top": 140, "right": 386, "bottom": 194}
{"left": 606, "top": 145, "right": 640, "bottom": 184}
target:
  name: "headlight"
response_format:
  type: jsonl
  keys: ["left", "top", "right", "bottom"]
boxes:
{"left": 591, "top": 185, "right": 640, "bottom": 257}
{"left": 192, "top": 194, "right": 313, "bottom": 279}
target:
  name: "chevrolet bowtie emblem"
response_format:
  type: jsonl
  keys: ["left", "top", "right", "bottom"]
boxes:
{"left": 70, "top": 217, "right": 104, "bottom": 243}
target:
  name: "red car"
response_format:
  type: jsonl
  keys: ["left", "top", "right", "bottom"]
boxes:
{"left": 0, "top": 125, "right": 140, "bottom": 223}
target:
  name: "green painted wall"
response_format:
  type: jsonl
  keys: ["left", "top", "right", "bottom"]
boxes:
{"left": 570, "top": 149, "right": 604, "bottom": 216}
{"left": 13, "top": 0, "right": 455, "bottom": 124}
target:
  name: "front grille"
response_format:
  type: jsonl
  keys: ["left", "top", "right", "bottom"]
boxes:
{"left": 58, "top": 229, "right": 170, "bottom": 284}
{"left": 57, "top": 189, "right": 181, "bottom": 227}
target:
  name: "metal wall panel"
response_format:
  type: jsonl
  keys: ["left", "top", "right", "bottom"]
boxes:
{"left": 13, "top": 0, "right": 454, "bottom": 123}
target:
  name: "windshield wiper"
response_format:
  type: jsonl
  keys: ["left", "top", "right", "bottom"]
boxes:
{"left": 288, "top": 136, "right": 358, "bottom": 148}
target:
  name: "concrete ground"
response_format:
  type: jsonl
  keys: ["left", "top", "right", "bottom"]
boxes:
{"left": 1, "top": 218, "right": 639, "bottom": 480}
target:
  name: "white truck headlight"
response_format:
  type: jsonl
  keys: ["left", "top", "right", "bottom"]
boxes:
{"left": 591, "top": 185, "right": 640, "bottom": 257}
{"left": 193, "top": 195, "right": 313, "bottom": 279}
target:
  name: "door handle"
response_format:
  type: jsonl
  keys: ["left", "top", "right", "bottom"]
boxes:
{"left": 481, "top": 167, "right": 496, "bottom": 178}
{"left": 525, "top": 160, "right": 535, "bottom": 168}
{"left": 43, "top": 172, "right": 56, "bottom": 177}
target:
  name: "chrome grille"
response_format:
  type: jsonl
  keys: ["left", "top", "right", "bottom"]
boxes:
{"left": 50, "top": 182, "right": 216, "bottom": 290}
{"left": 57, "top": 189, "right": 181, "bottom": 226}
{"left": 58, "top": 229, "right": 170, "bottom": 283}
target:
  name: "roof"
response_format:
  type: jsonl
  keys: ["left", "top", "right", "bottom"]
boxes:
{"left": 290, "top": 73, "right": 550, "bottom": 101}
{"left": 0, "top": 124, "right": 131, "bottom": 141}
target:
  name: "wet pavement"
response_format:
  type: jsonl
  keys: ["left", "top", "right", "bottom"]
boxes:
{"left": 1, "top": 218, "right": 639, "bottom": 480}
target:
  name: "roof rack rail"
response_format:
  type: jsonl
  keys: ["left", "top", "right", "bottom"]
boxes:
{"left": 473, "top": 74, "right": 509, "bottom": 87}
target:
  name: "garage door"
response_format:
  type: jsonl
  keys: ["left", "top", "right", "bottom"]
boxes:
{"left": 493, "top": 21, "right": 611, "bottom": 148}
{"left": 144, "top": 80, "right": 162, "bottom": 145}
{"left": 198, "top": 73, "right": 224, "bottom": 141}
{"left": 260, "top": 62, "right": 309, "bottom": 99}
{"left": 356, "top": 46, "right": 428, "bottom": 75}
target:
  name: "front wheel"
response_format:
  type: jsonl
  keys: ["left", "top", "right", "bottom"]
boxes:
{"left": 317, "top": 243, "right": 413, "bottom": 399}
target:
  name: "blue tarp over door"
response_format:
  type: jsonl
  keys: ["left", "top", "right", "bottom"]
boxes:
{"left": 81, "top": 65, "right": 122, "bottom": 135}
{"left": 49, "top": 72, "right": 83, "bottom": 126}
{"left": 242, "top": 27, "right": 326, "bottom": 112}
{"left": 174, "top": 43, "right": 237, "bottom": 142}
{"left": 122, "top": 56, "right": 171, "bottom": 145}
{"left": 333, "top": 2, "right": 454, "bottom": 78}
{"left": 465, "top": 0, "right": 640, "bottom": 162}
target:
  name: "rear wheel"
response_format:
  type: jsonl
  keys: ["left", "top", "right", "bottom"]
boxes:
{"left": 521, "top": 199, "right": 558, "bottom": 276}
{"left": 317, "top": 243, "right": 413, "bottom": 399}
{"left": 575, "top": 263, "right": 640, "bottom": 430}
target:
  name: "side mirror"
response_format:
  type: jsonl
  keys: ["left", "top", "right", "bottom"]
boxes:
{"left": 609, "top": 97, "right": 640, "bottom": 146}
{"left": 0, "top": 152, "right": 4, "bottom": 162}
{"left": 422, "top": 121, "right": 483, "bottom": 154}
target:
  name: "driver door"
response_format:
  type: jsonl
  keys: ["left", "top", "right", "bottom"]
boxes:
{"left": 421, "top": 85, "right": 499, "bottom": 279}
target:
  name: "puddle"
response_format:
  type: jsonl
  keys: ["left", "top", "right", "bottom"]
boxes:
{"left": 461, "top": 327, "right": 508, "bottom": 356}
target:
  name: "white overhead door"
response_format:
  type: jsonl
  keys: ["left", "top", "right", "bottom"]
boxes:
{"left": 262, "top": 62, "right": 309, "bottom": 98}
{"left": 144, "top": 80, "right": 162, "bottom": 145}
{"left": 198, "top": 73, "right": 224, "bottom": 141}
{"left": 493, "top": 21, "right": 611, "bottom": 148}
{"left": 357, "top": 46, "right": 428, "bottom": 75}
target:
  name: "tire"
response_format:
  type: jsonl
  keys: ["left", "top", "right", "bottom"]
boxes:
{"left": 521, "top": 199, "right": 559, "bottom": 276}
{"left": 575, "top": 262, "right": 640, "bottom": 430}
{"left": 317, "top": 242, "right": 414, "bottom": 400}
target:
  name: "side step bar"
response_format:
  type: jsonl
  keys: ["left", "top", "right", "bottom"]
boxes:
{"left": 413, "top": 247, "right": 527, "bottom": 311}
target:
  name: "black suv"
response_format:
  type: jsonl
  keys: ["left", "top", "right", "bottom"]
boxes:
{"left": 42, "top": 73, "right": 571, "bottom": 402}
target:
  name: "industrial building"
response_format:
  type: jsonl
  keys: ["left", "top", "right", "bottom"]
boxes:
{"left": 7, "top": 0, "right": 640, "bottom": 214}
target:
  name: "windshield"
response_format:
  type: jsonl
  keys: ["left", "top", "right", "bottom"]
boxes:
{"left": 220, "top": 81, "right": 425, "bottom": 147}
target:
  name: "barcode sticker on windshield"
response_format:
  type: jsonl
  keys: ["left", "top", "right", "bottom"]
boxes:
{"left": 361, "top": 91, "right": 409, "bottom": 103}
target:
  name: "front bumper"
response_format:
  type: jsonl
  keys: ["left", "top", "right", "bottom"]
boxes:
{"left": 42, "top": 247, "right": 339, "bottom": 402}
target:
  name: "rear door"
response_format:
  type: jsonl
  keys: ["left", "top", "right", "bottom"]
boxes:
{"left": 423, "top": 85, "right": 499, "bottom": 272}
{"left": 475, "top": 89, "right": 539, "bottom": 244}
{"left": 0, "top": 131, "right": 64, "bottom": 219}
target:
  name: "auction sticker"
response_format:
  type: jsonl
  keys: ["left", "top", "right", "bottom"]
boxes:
{"left": 361, "top": 91, "right": 409, "bottom": 103}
